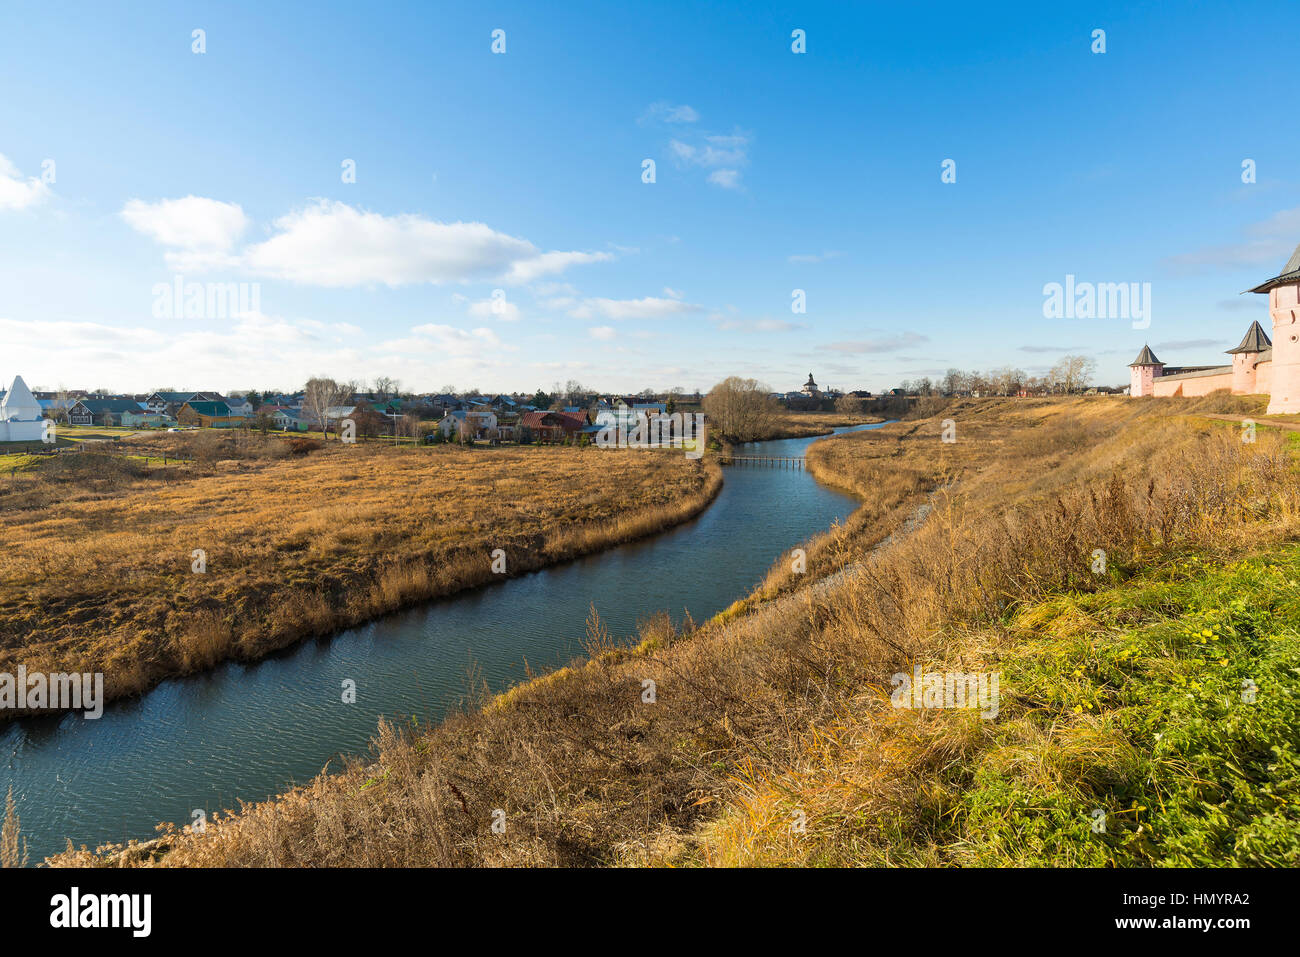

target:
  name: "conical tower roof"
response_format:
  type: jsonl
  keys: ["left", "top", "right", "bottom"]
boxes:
{"left": 1245, "top": 241, "right": 1300, "bottom": 294}
{"left": 1226, "top": 319, "right": 1272, "bottom": 354}
{"left": 1128, "top": 344, "right": 1162, "bottom": 367}
{"left": 0, "top": 375, "right": 41, "bottom": 421}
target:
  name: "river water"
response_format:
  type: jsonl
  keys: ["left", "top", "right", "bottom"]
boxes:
{"left": 2, "top": 424, "right": 883, "bottom": 862}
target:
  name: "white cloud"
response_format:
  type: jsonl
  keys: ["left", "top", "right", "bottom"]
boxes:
{"left": 0, "top": 311, "right": 524, "bottom": 393}
{"left": 707, "top": 169, "right": 741, "bottom": 189}
{"left": 504, "top": 249, "right": 613, "bottom": 284}
{"left": 533, "top": 281, "right": 579, "bottom": 297}
{"left": 125, "top": 197, "right": 613, "bottom": 287}
{"left": 662, "top": 286, "right": 683, "bottom": 299}
{"left": 669, "top": 135, "right": 749, "bottom": 168}
{"left": 121, "top": 196, "right": 248, "bottom": 251}
{"left": 667, "top": 130, "right": 750, "bottom": 188}
{"left": 788, "top": 251, "right": 841, "bottom": 264}
{"left": 817, "top": 332, "right": 930, "bottom": 354}
{"left": 243, "top": 201, "right": 527, "bottom": 286}
{"left": 0, "top": 155, "right": 51, "bottom": 211}
{"left": 708, "top": 314, "right": 799, "bottom": 333}
{"left": 569, "top": 296, "right": 702, "bottom": 320}
{"left": 467, "top": 296, "right": 522, "bottom": 321}
{"left": 539, "top": 295, "right": 578, "bottom": 311}
{"left": 1163, "top": 205, "right": 1300, "bottom": 276}
{"left": 589, "top": 325, "right": 617, "bottom": 340}
{"left": 402, "top": 323, "right": 505, "bottom": 355}
{"left": 640, "top": 102, "right": 700, "bottom": 125}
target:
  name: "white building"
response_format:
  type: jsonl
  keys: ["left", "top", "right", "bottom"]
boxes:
{"left": 0, "top": 375, "right": 49, "bottom": 441}
{"left": 439, "top": 408, "right": 497, "bottom": 440}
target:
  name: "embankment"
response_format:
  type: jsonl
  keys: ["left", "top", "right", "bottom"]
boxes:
{"left": 50, "top": 396, "right": 1300, "bottom": 867}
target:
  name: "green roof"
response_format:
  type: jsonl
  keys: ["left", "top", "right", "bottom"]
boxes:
{"left": 184, "top": 401, "right": 233, "bottom": 417}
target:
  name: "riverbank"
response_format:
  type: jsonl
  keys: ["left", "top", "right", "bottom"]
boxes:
{"left": 0, "top": 439, "right": 721, "bottom": 720}
{"left": 747, "top": 411, "right": 883, "bottom": 441}
{"left": 47, "top": 397, "right": 1300, "bottom": 866}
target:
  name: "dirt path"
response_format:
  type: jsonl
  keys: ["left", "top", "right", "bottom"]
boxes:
{"left": 1198, "top": 413, "right": 1300, "bottom": 431}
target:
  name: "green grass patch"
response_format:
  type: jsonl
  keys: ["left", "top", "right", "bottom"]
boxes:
{"left": 947, "top": 547, "right": 1300, "bottom": 866}
{"left": 0, "top": 453, "right": 44, "bottom": 474}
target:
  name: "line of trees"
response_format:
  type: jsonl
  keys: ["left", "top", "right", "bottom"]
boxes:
{"left": 896, "top": 355, "right": 1098, "bottom": 397}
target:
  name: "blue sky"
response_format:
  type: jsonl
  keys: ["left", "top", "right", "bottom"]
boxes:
{"left": 2, "top": 0, "right": 1298, "bottom": 395}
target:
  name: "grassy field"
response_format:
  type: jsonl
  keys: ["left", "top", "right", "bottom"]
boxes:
{"left": 0, "top": 431, "right": 720, "bottom": 718}
{"left": 46, "top": 392, "right": 1300, "bottom": 867}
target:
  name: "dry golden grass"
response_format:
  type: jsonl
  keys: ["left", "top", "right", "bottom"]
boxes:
{"left": 749, "top": 411, "right": 882, "bottom": 441}
{"left": 0, "top": 436, "right": 719, "bottom": 717}
{"left": 50, "top": 394, "right": 1298, "bottom": 867}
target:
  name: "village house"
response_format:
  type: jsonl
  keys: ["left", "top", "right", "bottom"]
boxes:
{"left": 439, "top": 407, "right": 498, "bottom": 441}
{"left": 520, "top": 409, "right": 587, "bottom": 443}
{"left": 177, "top": 400, "right": 245, "bottom": 428}
{"left": 429, "top": 393, "right": 463, "bottom": 415}
{"left": 35, "top": 396, "right": 76, "bottom": 420}
{"left": 323, "top": 405, "right": 356, "bottom": 431}
{"left": 270, "top": 409, "right": 308, "bottom": 431}
{"left": 144, "top": 391, "right": 221, "bottom": 416}
{"left": 120, "top": 408, "right": 176, "bottom": 428}
{"left": 68, "top": 397, "right": 145, "bottom": 426}
{"left": 222, "top": 394, "right": 254, "bottom": 417}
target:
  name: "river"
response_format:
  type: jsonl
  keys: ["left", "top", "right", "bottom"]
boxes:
{"left": 1, "top": 423, "right": 884, "bottom": 862}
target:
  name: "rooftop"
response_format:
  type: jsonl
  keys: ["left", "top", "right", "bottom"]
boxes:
{"left": 1128, "top": 344, "right": 1162, "bottom": 367}
{"left": 1227, "top": 320, "right": 1272, "bottom": 354}
{"left": 1245, "top": 241, "right": 1300, "bottom": 294}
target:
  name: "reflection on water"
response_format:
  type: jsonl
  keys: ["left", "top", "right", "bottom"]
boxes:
{"left": 1, "top": 424, "right": 884, "bottom": 860}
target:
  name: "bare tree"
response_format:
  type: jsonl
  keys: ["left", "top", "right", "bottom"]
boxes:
{"left": 563, "top": 379, "right": 587, "bottom": 407}
{"left": 303, "top": 377, "right": 350, "bottom": 439}
{"left": 702, "top": 376, "right": 779, "bottom": 442}
{"left": 1049, "top": 355, "right": 1097, "bottom": 394}
{"left": 373, "top": 376, "right": 400, "bottom": 400}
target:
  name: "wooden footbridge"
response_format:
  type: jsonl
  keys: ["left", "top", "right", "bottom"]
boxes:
{"left": 718, "top": 453, "right": 806, "bottom": 469}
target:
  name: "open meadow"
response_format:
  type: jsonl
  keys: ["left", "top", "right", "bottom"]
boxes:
{"left": 0, "top": 430, "right": 720, "bottom": 716}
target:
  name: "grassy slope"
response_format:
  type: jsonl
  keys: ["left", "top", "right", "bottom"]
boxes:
{"left": 701, "top": 547, "right": 1300, "bottom": 867}
{"left": 958, "top": 550, "right": 1300, "bottom": 866}
{"left": 48, "top": 394, "right": 1299, "bottom": 867}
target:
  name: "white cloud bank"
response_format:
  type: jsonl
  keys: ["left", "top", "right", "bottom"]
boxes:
{"left": 120, "top": 195, "right": 249, "bottom": 250}
{"left": 121, "top": 198, "right": 613, "bottom": 287}
{"left": 569, "top": 296, "right": 702, "bottom": 320}
{"left": 0, "top": 313, "right": 511, "bottom": 393}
